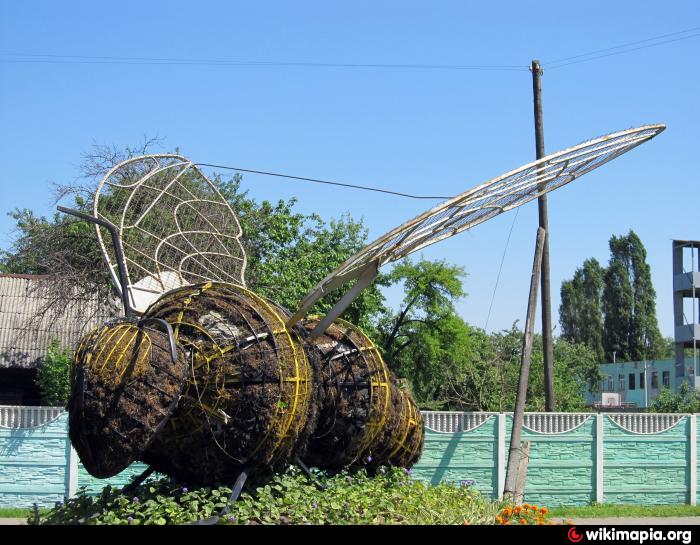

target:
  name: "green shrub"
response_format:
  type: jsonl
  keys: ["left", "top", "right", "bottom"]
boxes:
{"left": 33, "top": 467, "right": 523, "bottom": 525}
{"left": 35, "top": 338, "right": 72, "bottom": 406}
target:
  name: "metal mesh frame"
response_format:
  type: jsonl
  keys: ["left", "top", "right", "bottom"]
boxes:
{"left": 295, "top": 124, "right": 665, "bottom": 317}
{"left": 303, "top": 317, "right": 391, "bottom": 465}
{"left": 143, "top": 282, "right": 314, "bottom": 474}
{"left": 371, "top": 386, "right": 423, "bottom": 466}
{"left": 93, "top": 155, "right": 247, "bottom": 314}
{"left": 69, "top": 319, "right": 187, "bottom": 478}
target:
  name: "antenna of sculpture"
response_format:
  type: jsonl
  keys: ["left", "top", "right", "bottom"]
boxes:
{"left": 61, "top": 124, "right": 665, "bottom": 491}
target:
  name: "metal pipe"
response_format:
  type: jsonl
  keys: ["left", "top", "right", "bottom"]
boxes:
{"left": 57, "top": 205, "right": 134, "bottom": 317}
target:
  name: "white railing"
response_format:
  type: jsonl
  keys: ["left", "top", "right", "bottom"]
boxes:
{"left": 421, "top": 411, "right": 497, "bottom": 433}
{"left": 523, "top": 413, "right": 593, "bottom": 434}
{"left": 0, "top": 405, "right": 65, "bottom": 429}
{"left": 608, "top": 413, "right": 685, "bottom": 434}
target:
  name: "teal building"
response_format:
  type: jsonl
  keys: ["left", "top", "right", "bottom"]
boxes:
{"left": 585, "top": 358, "right": 698, "bottom": 409}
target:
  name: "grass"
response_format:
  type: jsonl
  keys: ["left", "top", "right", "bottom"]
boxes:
{"left": 0, "top": 507, "right": 33, "bottom": 518}
{"left": 550, "top": 503, "right": 700, "bottom": 519}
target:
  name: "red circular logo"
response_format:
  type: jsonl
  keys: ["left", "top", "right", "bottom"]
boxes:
{"left": 568, "top": 527, "right": 583, "bottom": 543}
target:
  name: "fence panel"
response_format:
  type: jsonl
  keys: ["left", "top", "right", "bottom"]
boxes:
{"left": 0, "top": 412, "right": 71, "bottom": 508}
{"left": 603, "top": 414, "right": 690, "bottom": 505}
{"left": 1, "top": 407, "right": 699, "bottom": 508}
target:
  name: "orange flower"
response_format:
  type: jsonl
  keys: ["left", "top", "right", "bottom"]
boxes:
{"left": 514, "top": 506, "right": 522, "bottom": 514}
{"left": 523, "top": 503, "right": 531, "bottom": 509}
{"left": 501, "top": 507, "right": 512, "bottom": 517}
{"left": 495, "top": 516, "right": 504, "bottom": 524}
{"left": 520, "top": 518, "right": 528, "bottom": 525}
{"left": 540, "top": 507, "right": 548, "bottom": 514}
{"left": 531, "top": 505, "right": 538, "bottom": 511}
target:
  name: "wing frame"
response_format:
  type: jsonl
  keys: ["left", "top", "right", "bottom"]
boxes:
{"left": 93, "top": 154, "right": 247, "bottom": 313}
{"left": 289, "top": 123, "right": 666, "bottom": 334}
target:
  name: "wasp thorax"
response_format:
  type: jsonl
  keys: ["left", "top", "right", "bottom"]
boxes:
{"left": 139, "top": 283, "right": 317, "bottom": 485}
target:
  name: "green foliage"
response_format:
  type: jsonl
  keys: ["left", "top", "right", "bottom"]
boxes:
{"left": 560, "top": 258, "right": 605, "bottom": 362}
{"left": 560, "top": 230, "right": 664, "bottom": 363}
{"left": 220, "top": 177, "right": 386, "bottom": 329}
{"left": 35, "top": 338, "right": 72, "bottom": 406}
{"left": 603, "top": 231, "right": 663, "bottom": 362}
{"left": 33, "top": 467, "right": 515, "bottom": 525}
{"left": 374, "top": 258, "right": 601, "bottom": 412}
{"left": 650, "top": 382, "right": 700, "bottom": 413}
{"left": 378, "top": 258, "right": 466, "bottom": 369}
{"left": 477, "top": 326, "right": 601, "bottom": 412}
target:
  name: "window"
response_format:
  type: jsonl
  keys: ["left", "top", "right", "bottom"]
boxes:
{"left": 652, "top": 371, "right": 659, "bottom": 389}
{"left": 607, "top": 375, "right": 614, "bottom": 391}
{"left": 629, "top": 373, "right": 636, "bottom": 390}
{"left": 663, "top": 371, "right": 670, "bottom": 388}
{"left": 639, "top": 372, "right": 645, "bottom": 389}
{"left": 619, "top": 374, "right": 625, "bottom": 391}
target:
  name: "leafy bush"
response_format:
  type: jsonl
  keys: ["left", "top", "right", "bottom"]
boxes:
{"left": 35, "top": 338, "right": 72, "bottom": 406}
{"left": 33, "top": 467, "right": 538, "bottom": 525}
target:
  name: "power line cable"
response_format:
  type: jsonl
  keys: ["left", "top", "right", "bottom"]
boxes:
{"left": 542, "top": 25, "right": 700, "bottom": 66}
{"left": 545, "top": 31, "right": 700, "bottom": 70}
{"left": 0, "top": 53, "right": 527, "bottom": 71}
{"left": 195, "top": 162, "right": 451, "bottom": 200}
{"left": 484, "top": 208, "right": 520, "bottom": 331}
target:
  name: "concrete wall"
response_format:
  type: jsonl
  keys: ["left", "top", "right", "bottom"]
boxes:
{"left": 1, "top": 408, "right": 699, "bottom": 508}
{"left": 413, "top": 412, "right": 698, "bottom": 507}
{"left": 0, "top": 412, "right": 147, "bottom": 508}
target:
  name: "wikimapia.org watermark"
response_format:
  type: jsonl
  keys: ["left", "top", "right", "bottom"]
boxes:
{"left": 568, "top": 527, "right": 692, "bottom": 544}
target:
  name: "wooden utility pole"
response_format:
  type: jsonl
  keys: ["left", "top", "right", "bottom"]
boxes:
{"left": 504, "top": 227, "right": 546, "bottom": 503}
{"left": 531, "top": 59, "right": 555, "bottom": 412}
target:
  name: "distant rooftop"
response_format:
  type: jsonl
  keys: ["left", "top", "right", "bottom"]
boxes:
{"left": 0, "top": 274, "right": 110, "bottom": 368}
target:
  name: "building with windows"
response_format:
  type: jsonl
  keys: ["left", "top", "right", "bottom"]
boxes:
{"left": 584, "top": 358, "right": 697, "bottom": 410}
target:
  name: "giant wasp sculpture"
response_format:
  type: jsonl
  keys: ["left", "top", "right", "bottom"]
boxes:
{"left": 60, "top": 124, "right": 664, "bottom": 493}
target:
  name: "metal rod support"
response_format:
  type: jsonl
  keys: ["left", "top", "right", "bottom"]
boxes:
{"left": 56, "top": 205, "right": 134, "bottom": 318}
{"left": 137, "top": 317, "right": 179, "bottom": 364}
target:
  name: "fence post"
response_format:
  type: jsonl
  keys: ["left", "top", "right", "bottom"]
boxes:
{"left": 596, "top": 413, "right": 604, "bottom": 504}
{"left": 690, "top": 414, "right": 697, "bottom": 506}
{"left": 64, "top": 430, "right": 78, "bottom": 499}
{"left": 498, "top": 413, "right": 506, "bottom": 499}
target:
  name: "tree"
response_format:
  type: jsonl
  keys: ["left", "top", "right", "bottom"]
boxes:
{"left": 35, "top": 338, "right": 72, "bottom": 406}
{"left": 219, "top": 178, "right": 385, "bottom": 331}
{"left": 559, "top": 258, "right": 605, "bottom": 361}
{"left": 650, "top": 382, "right": 700, "bottom": 413}
{"left": 0, "top": 143, "right": 386, "bottom": 331}
{"left": 376, "top": 257, "right": 602, "bottom": 412}
{"left": 561, "top": 230, "right": 664, "bottom": 363}
{"left": 602, "top": 231, "right": 663, "bottom": 362}
{"left": 377, "top": 259, "right": 466, "bottom": 369}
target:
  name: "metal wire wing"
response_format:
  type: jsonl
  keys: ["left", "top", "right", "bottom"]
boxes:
{"left": 94, "top": 154, "right": 247, "bottom": 313}
{"left": 289, "top": 123, "right": 666, "bottom": 329}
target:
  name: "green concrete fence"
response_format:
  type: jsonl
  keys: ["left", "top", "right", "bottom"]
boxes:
{"left": 413, "top": 412, "right": 696, "bottom": 507}
{"left": 1, "top": 406, "right": 698, "bottom": 508}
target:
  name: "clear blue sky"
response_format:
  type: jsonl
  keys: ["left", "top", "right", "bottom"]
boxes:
{"left": 1, "top": 1, "right": 698, "bottom": 338}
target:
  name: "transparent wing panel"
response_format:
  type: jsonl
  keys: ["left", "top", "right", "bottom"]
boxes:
{"left": 94, "top": 155, "right": 246, "bottom": 312}
{"left": 292, "top": 124, "right": 665, "bottom": 321}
